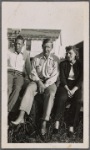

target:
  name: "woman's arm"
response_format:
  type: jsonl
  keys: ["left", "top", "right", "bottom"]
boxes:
{"left": 60, "top": 61, "right": 67, "bottom": 87}
{"left": 75, "top": 61, "right": 83, "bottom": 89}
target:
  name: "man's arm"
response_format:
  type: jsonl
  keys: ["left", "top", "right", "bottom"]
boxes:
{"left": 7, "top": 50, "right": 10, "bottom": 66}
{"left": 29, "top": 58, "right": 45, "bottom": 93}
{"left": 25, "top": 52, "right": 32, "bottom": 77}
{"left": 29, "top": 58, "right": 40, "bottom": 81}
{"left": 44, "top": 61, "right": 59, "bottom": 88}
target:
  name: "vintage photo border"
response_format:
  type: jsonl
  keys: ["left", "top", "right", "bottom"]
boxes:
{"left": 0, "top": 0, "right": 90, "bottom": 149}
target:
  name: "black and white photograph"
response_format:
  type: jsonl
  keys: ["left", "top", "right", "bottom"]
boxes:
{"left": 1, "top": 1, "right": 89, "bottom": 149}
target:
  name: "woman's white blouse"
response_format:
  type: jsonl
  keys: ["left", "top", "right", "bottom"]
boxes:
{"left": 68, "top": 64, "right": 75, "bottom": 80}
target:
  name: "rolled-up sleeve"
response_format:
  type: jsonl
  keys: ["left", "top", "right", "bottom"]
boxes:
{"left": 44, "top": 61, "right": 59, "bottom": 88}
{"left": 29, "top": 58, "right": 40, "bottom": 81}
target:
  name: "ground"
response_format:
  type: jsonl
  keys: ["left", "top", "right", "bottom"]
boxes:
{"left": 8, "top": 96, "right": 83, "bottom": 143}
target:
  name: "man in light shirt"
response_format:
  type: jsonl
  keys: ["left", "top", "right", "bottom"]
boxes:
{"left": 12, "top": 39, "right": 59, "bottom": 136}
{"left": 8, "top": 35, "right": 31, "bottom": 112}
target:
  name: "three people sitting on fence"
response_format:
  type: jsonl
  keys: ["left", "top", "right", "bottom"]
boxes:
{"left": 8, "top": 36, "right": 83, "bottom": 136}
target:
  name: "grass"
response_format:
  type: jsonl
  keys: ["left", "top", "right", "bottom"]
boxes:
{"left": 8, "top": 107, "right": 83, "bottom": 143}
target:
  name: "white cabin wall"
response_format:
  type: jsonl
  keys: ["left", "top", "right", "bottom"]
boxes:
{"left": 30, "top": 40, "right": 43, "bottom": 57}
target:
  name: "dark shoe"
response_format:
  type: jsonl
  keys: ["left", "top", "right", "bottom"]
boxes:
{"left": 40, "top": 130, "right": 47, "bottom": 142}
{"left": 53, "top": 128, "right": 59, "bottom": 134}
{"left": 8, "top": 122, "right": 20, "bottom": 131}
{"left": 67, "top": 126, "right": 74, "bottom": 138}
{"left": 67, "top": 131, "right": 74, "bottom": 138}
{"left": 41, "top": 128, "right": 47, "bottom": 136}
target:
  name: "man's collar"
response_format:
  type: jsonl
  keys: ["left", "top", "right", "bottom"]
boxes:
{"left": 42, "top": 53, "right": 54, "bottom": 60}
{"left": 14, "top": 46, "right": 25, "bottom": 55}
{"left": 21, "top": 47, "right": 25, "bottom": 54}
{"left": 14, "top": 51, "right": 18, "bottom": 54}
{"left": 14, "top": 50, "right": 24, "bottom": 55}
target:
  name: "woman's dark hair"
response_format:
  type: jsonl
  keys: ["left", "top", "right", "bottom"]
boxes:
{"left": 42, "top": 39, "right": 53, "bottom": 48}
{"left": 15, "top": 35, "right": 24, "bottom": 44}
{"left": 65, "top": 45, "right": 79, "bottom": 59}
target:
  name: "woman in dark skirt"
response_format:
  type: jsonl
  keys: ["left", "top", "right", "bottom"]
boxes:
{"left": 53, "top": 45, "right": 83, "bottom": 134}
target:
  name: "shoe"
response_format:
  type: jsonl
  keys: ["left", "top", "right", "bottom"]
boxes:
{"left": 41, "top": 128, "right": 47, "bottom": 136}
{"left": 68, "top": 126, "right": 74, "bottom": 138}
{"left": 53, "top": 128, "right": 59, "bottom": 134}
{"left": 40, "top": 129, "right": 47, "bottom": 142}
{"left": 11, "top": 119, "right": 24, "bottom": 126}
{"left": 53, "top": 121, "right": 60, "bottom": 134}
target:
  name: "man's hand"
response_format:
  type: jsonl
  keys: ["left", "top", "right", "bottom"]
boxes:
{"left": 37, "top": 80, "right": 45, "bottom": 94}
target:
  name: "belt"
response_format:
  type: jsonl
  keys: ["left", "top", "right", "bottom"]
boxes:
{"left": 8, "top": 69, "right": 25, "bottom": 76}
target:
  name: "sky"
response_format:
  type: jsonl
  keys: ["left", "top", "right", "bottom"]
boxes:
{"left": 2, "top": 1, "right": 87, "bottom": 48}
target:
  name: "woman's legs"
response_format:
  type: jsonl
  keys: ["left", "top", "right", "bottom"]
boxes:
{"left": 68, "top": 88, "right": 83, "bottom": 129}
{"left": 54, "top": 86, "right": 68, "bottom": 129}
{"left": 53, "top": 86, "right": 68, "bottom": 133}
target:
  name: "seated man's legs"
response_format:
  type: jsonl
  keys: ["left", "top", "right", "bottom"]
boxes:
{"left": 8, "top": 74, "right": 24, "bottom": 112}
{"left": 11, "top": 82, "right": 37, "bottom": 124}
{"left": 41, "top": 83, "right": 57, "bottom": 134}
{"left": 43, "top": 83, "right": 57, "bottom": 121}
{"left": 8, "top": 72, "right": 14, "bottom": 98}
{"left": 20, "top": 82, "right": 37, "bottom": 115}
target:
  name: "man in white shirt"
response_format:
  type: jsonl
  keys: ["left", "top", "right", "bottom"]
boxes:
{"left": 8, "top": 35, "right": 31, "bottom": 112}
{"left": 12, "top": 39, "right": 59, "bottom": 136}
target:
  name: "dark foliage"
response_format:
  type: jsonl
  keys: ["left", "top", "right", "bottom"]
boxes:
{"left": 8, "top": 105, "right": 83, "bottom": 143}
